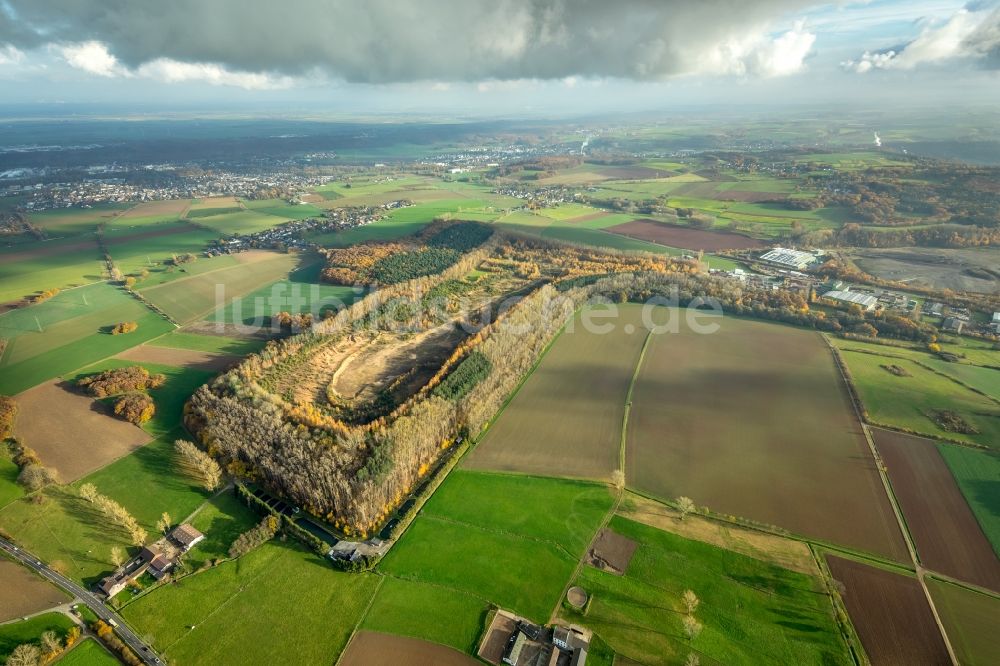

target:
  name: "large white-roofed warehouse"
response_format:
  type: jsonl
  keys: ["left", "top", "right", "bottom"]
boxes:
{"left": 823, "top": 290, "right": 879, "bottom": 311}
{"left": 759, "top": 247, "right": 817, "bottom": 271}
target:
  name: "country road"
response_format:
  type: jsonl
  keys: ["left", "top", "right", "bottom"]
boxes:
{"left": 0, "top": 536, "right": 162, "bottom": 665}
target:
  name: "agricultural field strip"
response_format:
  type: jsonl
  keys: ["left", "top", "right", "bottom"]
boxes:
{"left": 827, "top": 336, "right": 962, "bottom": 662}
{"left": 839, "top": 345, "right": 1000, "bottom": 406}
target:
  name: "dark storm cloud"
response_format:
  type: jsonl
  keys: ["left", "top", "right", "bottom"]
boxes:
{"left": 0, "top": 0, "right": 817, "bottom": 81}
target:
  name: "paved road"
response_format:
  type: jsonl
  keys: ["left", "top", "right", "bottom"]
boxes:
{"left": 0, "top": 536, "right": 161, "bottom": 665}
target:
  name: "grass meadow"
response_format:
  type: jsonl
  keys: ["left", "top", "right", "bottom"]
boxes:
{"left": 121, "top": 542, "right": 379, "bottom": 665}
{"left": 58, "top": 638, "right": 121, "bottom": 666}
{"left": 380, "top": 472, "right": 613, "bottom": 622}
{"left": 837, "top": 349, "right": 1000, "bottom": 449}
{"left": 927, "top": 578, "right": 1000, "bottom": 666}
{"left": 0, "top": 283, "right": 174, "bottom": 395}
{"left": 138, "top": 252, "right": 299, "bottom": 322}
{"left": 560, "top": 516, "right": 850, "bottom": 666}
{"left": 938, "top": 444, "right": 1000, "bottom": 556}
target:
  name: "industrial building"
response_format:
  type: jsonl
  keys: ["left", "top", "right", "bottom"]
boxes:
{"left": 759, "top": 247, "right": 818, "bottom": 271}
{"left": 823, "top": 290, "right": 879, "bottom": 311}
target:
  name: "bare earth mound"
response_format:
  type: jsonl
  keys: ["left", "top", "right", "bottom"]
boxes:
{"left": 873, "top": 429, "right": 1000, "bottom": 592}
{"left": 587, "top": 527, "right": 638, "bottom": 574}
{"left": 0, "top": 558, "right": 70, "bottom": 622}
{"left": 851, "top": 247, "right": 1000, "bottom": 294}
{"left": 826, "top": 556, "right": 951, "bottom": 666}
{"left": 608, "top": 219, "right": 767, "bottom": 251}
{"left": 341, "top": 631, "right": 479, "bottom": 666}
{"left": 625, "top": 314, "right": 908, "bottom": 562}
{"left": 15, "top": 380, "right": 151, "bottom": 482}
{"left": 114, "top": 345, "right": 239, "bottom": 372}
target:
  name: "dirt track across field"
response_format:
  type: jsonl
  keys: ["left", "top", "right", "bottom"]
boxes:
{"left": 826, "top": 555, "right": 951, "bottom": 666}
{"left": 341, "top": 631, "right": 479, "bottom": 666}
{"left": 874, "top": 429, "right": 1000, "bottom": 592}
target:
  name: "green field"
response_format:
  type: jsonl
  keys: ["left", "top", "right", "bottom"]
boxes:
{"left": 183, "top": 490, "right": 260, "bottom": 569}
{"left": 139, "top": 252, "right": 299, "bottom": 323}
{"left": 206, "top": 260, "right": 360, "bottom": 327}
{"left": 938, "top": 445, "right": 1000, "bottom": 556}
{"left": 28, "top": 204, "right": 130, "bottom": 236}
{"left": 360, "top": 577, "right": 488, "bottom": 653}
{"left": 121, "top": 542, "right": 379, "bottom": 665}
{"left": 58, "top": 638, "right": 121, "bottom": 666}
{"left": 189, "top": 210, "right": 288, "bottom": 235}
{"left": 0, "top": 283, "right": 174, "bottom": 395}
{"left": 0, "top": 612, "right": 76, "bottom": 662}
{"left": 242, "top": 198, "right": 325, "bottom": 220}
{"left": 66, "top": 359, "right": 214, "bottom": 436}
{"left": 309, "top": 199, "right": 495, "bottom": 246}
{"left": 491, "top": 211, "right": 743, "bottom": 271}
{"left": 0, "top": 431, "right": 212, "bottom": 585}
{"left": 837, "top": 349, "right": 1000, "bottom": 448}
{"left": 926, "top": 578, "right": 1000, "bottom": 666}
{"left": 380, "top": 472, "right": 613, "bottom": 622}
{"left": 0, "top": 236, "right": 103, "bottom": 304}
{"left": 147, "top": 331, "right": 265, "bottom": 355}
{"left": 104, "top": 222, "right": 219, "bottom": 278}
{"left": 0, "top": 454, "right": 24, "bottom": 509}
{"left": 561, "top": 516, "right": 850, "bottom": 666}
{"left": 420, "top": 471, "right": 615, "bottom": 555}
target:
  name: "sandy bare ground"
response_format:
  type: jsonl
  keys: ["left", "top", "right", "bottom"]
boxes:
{"left": 851, "top": 246, "right": 1000, "bottom": 294}
{"left": 14, "top": 380, "right": 151, "bottom": 482}
{"left": 114, "top": 345, "right": 239, "bottom": 372}
{"left": 0, "top": 558, "right": 70, "bottom": 622}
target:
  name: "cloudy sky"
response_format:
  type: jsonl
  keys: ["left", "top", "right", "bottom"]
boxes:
{"left": 0, "top": 0, "right": 997, "bottom": 115}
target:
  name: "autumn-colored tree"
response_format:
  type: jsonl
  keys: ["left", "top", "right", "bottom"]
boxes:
{"left": 110, "top": 321, "right": 139, "bottom": 335}
{"left": 156, "top": 512, "right": 172, "bottom": 535}
{"left": 110, "top": 546, "right": 125, "bottom": 568}
{"left": 174, "top": 439, "right": 222, "bottom": 491}
{"left": 113, "top": 393, "right": 155, "bottom": 425}
{"left": 40, "top": 630, "right": 62, "bottom": 659}
{"left": 0, "top": 394, "right": 16, "bottom": 439}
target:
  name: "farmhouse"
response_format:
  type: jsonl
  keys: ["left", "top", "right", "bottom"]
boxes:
{"left": 759, "top": 247, "right": 817, "bottom": 271}
{"left": 823, "top": 290, "right": 879, "bottom": 312}
{"left": 942, "top": 317, "right": 965, "bottom": 334}
{"left": 98, "top": 526, "right": 204, "bottom": 598}
{"left": 480, "top": 609, "right": 590, "bottom": 666}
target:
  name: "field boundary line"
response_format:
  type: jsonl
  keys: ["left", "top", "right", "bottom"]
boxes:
{"left": 823, "top": 335, "right": 959, "bottom": 665}
{"left": 333, "top": 574, "right": 385, "bottom": 666}
{"left": 620, "top": 329, "right": 653, "bottom": 475}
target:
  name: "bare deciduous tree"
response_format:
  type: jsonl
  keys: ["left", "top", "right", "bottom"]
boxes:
{"left": 682, "top": 589, "right": 700, "bottom": 615}
{"left": 677, "top": 496, "right": 695, "bottom": 520}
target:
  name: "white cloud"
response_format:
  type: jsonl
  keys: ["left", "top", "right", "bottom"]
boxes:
{"left": 690, "top": 22, "right": 816, "bottom": 78}
{"left": 59, "top": 41, "right": 123, "bottom": 77}
{"left": 0, "top": 45, "right": 25, "bottom": 66}
{"left": 57, "top": 41, "right": 293, "bottom": 89}
{"left": 843, "top": 5, "right": 1000, "bottom": 72}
